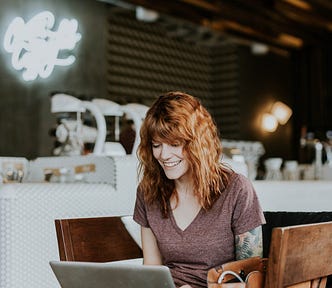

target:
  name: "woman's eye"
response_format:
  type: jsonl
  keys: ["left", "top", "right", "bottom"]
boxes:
{"left": 171, "top": 143, "right": 180, "bottom": 147}
{"left": 152, "top": 143, "right": 160, "bottom": 148}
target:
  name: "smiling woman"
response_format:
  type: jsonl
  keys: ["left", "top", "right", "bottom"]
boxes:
{"left": 133, "top": 91, "right": 266, "bottom": 288}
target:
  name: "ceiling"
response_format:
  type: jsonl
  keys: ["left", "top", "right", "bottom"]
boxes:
{"left": 103, "top": 0, "right": 332, "bottom": 54}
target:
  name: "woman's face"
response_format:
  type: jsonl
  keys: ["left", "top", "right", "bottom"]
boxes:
{"left": 152, "top": 141, "right": 190, "bottom": 181}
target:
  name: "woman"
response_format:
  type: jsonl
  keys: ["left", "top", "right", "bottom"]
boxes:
{"left": 133, "top": 91, "right": 265, "bottom": 288}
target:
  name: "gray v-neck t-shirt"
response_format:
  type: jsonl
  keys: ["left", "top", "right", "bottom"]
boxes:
{"left": 133, "top": 173, "right": 265, "bottom": 288}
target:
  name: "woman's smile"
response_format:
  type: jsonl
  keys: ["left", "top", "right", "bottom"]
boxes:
{"left": 162, "top": 160, "right": 182, "bottom": 168}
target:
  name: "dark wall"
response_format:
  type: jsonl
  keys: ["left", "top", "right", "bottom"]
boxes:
{"left": 292, "top": 43, "right": 332, "bottom": 162}
{"left": 238, "top": 47, "right": 293, "bottom": 161}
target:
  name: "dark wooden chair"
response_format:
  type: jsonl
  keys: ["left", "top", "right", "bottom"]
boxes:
{"left": 55, "top": 216, "right": 142, "bottom": 262}
{"left": 265, "top": 221, "right": 332, "bottom": 288}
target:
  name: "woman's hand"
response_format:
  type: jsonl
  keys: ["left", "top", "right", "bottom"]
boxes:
{"left": 179, "top": 285, "right": 192, "bottom": 288}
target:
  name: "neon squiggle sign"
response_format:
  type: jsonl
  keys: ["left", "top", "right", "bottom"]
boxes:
{"left": 3, "top": 11, "right": 82, "bottom": 81}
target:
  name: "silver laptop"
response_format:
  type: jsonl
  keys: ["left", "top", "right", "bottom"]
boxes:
{"left": 50, "top": 260, "right": 176, "bottom": 288}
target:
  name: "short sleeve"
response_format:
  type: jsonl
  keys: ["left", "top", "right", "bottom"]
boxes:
{"left": 133, "top": 187, "right": 150, "bottom": 228}
{"left": 231, "top": 174, "right": 266, "bottom": 235}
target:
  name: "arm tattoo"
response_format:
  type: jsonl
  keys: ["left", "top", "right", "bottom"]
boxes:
{"left": 235, "top": 226, "right": 263, "bottom": 260}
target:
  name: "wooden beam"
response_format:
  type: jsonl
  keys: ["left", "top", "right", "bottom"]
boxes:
{"left": 118, "top": 0, "right": 331, "bottom": 50}
{"left": 275, "top": 1, "right": 332, "bottom": 32}
{"left": 205, "top": 19, "right": 303, "bottom": 49}
{"left": 305, "top": 0, "right": 332, "bottom": 11}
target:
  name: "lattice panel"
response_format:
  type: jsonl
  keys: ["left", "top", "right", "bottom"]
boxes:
{"left": 105, "top": 8, "right": 240, "bottom": 138}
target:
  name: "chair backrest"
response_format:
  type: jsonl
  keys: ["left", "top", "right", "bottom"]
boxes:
{"left": 265, "top": 221, "right": 332, "bottom": 288}
{"left": 55, "top": 216, "right": 142, "bottom": 262}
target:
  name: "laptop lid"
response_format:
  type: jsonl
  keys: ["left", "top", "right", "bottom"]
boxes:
{"left": 49, "top": 261, "right": 176, "bottom": 288}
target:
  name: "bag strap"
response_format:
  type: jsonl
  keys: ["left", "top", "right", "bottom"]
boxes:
{"left": 207, "top": 257, "right": 268, "bottom": 285}
{"left": 217, "top": 271, "right": 245, "bottom": 284}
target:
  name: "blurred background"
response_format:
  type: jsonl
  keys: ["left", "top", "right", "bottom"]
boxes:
{"left": 0, "top": 0, "right": 331, "bottom": 175}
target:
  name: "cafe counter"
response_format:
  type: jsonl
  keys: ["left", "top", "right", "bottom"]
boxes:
{"left": 1, "top": 179, "right": 331, "bottom": 288}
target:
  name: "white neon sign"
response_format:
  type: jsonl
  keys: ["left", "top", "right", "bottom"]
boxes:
{"left": 3, "top": 11, "right": 82, "bottom": 81}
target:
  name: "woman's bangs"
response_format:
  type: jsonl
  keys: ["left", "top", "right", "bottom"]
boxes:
{"left": 149, "top": 120, "right": 183, "bottom": 144}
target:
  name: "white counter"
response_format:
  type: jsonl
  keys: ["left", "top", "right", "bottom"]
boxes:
{"left": 253, "top": 180, "right": 332, "bottom": 212}
{"left": 0, "top": 183, "right": 137, "bottom": 288}
{"left": 0, "top": 180, "right": 331, "bottom": 288}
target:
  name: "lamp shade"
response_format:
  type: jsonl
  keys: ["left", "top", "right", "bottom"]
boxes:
{"left": 271, "top": 101, "right": 292, "bottom": 125}
{"left": 262, "top": 113, "right": 278, "bottom": 132}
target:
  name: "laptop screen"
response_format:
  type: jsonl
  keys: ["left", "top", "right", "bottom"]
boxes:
{"left": 50, "top": 260, "right": 176, "bottom": 288}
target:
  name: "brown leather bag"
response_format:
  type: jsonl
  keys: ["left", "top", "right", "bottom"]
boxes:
{"left": 207, "top": 257, "right": 268, "bottom": 288}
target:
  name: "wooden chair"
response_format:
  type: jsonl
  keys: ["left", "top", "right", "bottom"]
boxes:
{"left": 55, "top": 216, "right": 142, "bottom": 262}
{"left": 265, "top": 221, "right": 332, "bottom": 288}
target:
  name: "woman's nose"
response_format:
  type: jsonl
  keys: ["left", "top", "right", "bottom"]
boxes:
{"left": 160, "top": 144, "right": 172, "bottom": 159}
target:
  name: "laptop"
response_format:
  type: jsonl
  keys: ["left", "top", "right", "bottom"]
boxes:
{"left": 49, "top": 260, "right": 176, "bottom": 288}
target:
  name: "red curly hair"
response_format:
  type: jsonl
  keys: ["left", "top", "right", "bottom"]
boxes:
{"left": 137, "top": 91, "right": 230, "bottom": 217}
